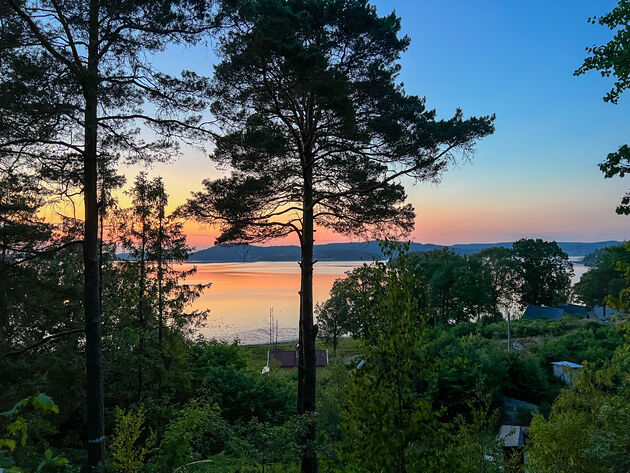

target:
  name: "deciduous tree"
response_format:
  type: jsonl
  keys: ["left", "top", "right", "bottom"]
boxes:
{"left": 575, "top": 243, "right": 630, "bottom": 313}
{"left": 576, "top": 1, "right": 630, "bottom": 214}
{"left": 511, "top": 239, "right": 572, "bottom": 307}
{"left": 472, "top": 246, "right": 519, "bottom": 318}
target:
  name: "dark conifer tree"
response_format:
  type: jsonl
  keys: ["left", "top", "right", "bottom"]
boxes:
{"left": 0, "top": 1, "right": 219, "bottom": 467}
{"left": 182, "top": 2, "right": 494, "bottom": 470}
{"left": 112, "top": 173, "right": 208, "bottom": 399}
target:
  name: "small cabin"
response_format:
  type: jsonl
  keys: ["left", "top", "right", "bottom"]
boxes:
{"left": 498, "top": 425, "right": 529, "bottom": 465}
{"left": 551, "top": 361, "right": 582, "bottom": 384}
{"left": 498, "top": 425, "right": 528, "bottom": 448}
{"left": 522, "top": 305, "right": 565, "bottom": 321}
{"left": 558, "top": 303, "right": 589, "bottom": 317}
{"left": 589, "top": 305, "right": 621, "bottom": 321}
{"left": 267, "top": 348, "right": 329, "bottom": 374}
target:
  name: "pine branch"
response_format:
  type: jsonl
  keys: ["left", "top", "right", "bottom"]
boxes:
{"left": 1, "top": 328, "right": 85, "bottom": 359}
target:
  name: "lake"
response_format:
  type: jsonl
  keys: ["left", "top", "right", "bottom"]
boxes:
{"left": 183, "top": 258, "right": 588, "bottom": 345}
{"left": 183, "top": 261, "right": 366, "bottom": 345}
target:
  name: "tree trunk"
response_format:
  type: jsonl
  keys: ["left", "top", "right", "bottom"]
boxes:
{"left": 297, "top": 290, "right": 304, "bottom": 413}
{"left": 84, "top": 0, "right": 105, "bottom": 467}
{"left": 0, "top": 246, "right": 9, "bottom": 350}
{"left": 0, "top": 270, "right": 9, "bottom": 350}
{"left": 157, "top": 213, "right": 163, "bottom": 349}
{"left": 98, "top": 178, "right": 104, "bottom": 315}
{"left": 137, "top": 201, "right": 147, "bottom": 401}
{"left": 157, "top": 203, "right": 164, "bottom": 395}
{"left": 299, "top": 162, "right": 318, "bottom": 473}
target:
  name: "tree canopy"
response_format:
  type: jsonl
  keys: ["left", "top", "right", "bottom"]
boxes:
{"left": 183, "top": 2, "right": 494, "bottom": 470}
{"left": 187, "top": 0, "right": 495, "bottom": 244}
{"left": 511, "top": 239, "right": 573, "bottom": 307}
{"left": 576, "top": 0, "right": 630, "bottom": 214}
{"left": 1, "top": 0, "right": 219, "bottom": 467}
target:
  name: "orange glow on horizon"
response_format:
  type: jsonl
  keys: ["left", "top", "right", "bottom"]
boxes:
{"left": 183, "top": 262, "right": 360, "bottom": 343}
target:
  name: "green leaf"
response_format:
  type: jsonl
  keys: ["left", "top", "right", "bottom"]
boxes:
{"left": 7, "top": 417, "right": 27, "bottom": 446}
{"left": 53, "top": 457, "right": 69, "bottom": 467}
{"left": 0, "top": 398, "right": 30, "bottom": 418}
{"left": 32, "top": 394, "right": 59, "bottom": 414}
{"left": 0, "top": 438, "right": 17, "bottom": 451}
{"left": 45, "top": 448, "right": 52, "bottom": 461}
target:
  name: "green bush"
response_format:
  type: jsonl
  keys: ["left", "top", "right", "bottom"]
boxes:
{"left": 152, "top": 400, "right": 233, "bottom": 473}
{"left": 199, "top": 366, "right": 296, "bottom": 424}
{"left": 110, "top": 407, "right": 156, "bottom": 473}
{"left": 503, "top": 352, "right": 552, "bottom": 404}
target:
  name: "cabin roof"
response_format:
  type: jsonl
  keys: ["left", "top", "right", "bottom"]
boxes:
{"left": 589, "top": 305, "right": 621, "bottom": 320}
{"left": 498, "top": 425, "right": 527, "bottom": 448}
{"left": 523, "top": 305, "right": 565, "bottom": 320}
{"left": 551, "top": 361, "right": 582, "bottom": 368}
{"left": 558, "top": 303, "right": 588, "bottom": 316}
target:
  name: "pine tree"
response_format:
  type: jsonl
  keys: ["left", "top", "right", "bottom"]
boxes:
{"left": 183, "top": 2, "right": 494, "bottom": 470}
{"left": 112, "top": 173, "right": 208, "bottom": 399}
{"left": 1, "top": 2, "right": 219, "bottom": 466}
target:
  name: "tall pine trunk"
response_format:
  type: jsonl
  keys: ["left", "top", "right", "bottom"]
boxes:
{"left": 83, "top": 0, "right": 105, "bottom": 467}
{"left": 157, "top": 202, "right": 164, "bottom": 395}
{"left": 137, "top": 201, "right": 147, "bottom": 401}
{"left": 299, "top": 162, "right": 318, "bottom": 473}
{"left": 157, "top": 208, "right": 164, "bottom": 349}
{"left": 0, "top": 245, "right": 9, "bottom": 350}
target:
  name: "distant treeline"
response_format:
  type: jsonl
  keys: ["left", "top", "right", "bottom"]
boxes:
{"left": 188, "top": 240, "right": 622, "bottom": 263}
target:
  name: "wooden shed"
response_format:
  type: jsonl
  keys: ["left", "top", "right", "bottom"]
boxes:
{"left": 267, "top": 348, "right": 329, "bottom": 373}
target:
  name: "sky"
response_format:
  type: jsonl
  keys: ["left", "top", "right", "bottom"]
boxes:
{"left": 118, "top": 0, "right": 630, "bottom": 248}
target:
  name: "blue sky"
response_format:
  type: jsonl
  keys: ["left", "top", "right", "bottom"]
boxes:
{"left": 129, "top": 0, "right": 630, "bottom": 246}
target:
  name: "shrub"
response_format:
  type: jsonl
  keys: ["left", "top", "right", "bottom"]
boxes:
{"left": 153, "top": 400, "right": 233, "bottom": 472}
{"left": 110, "top": 407, "right": 156, "bottom": 473}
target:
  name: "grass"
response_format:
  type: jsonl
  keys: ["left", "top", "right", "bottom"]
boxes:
{"left": 176, "top": 455, "right": 298, "bottom": 473}
{"left": 240, "top": 337, "right": 361, "bottom": 372}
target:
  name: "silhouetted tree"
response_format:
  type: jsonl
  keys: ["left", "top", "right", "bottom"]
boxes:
{"left": 112, "top": 173, "right": 208, "bottom": 399}
{"left": 409, "top": 248, "right": 463, "bottom": 324}
{"left": 316, "top": 291, "right": 351, "bottom": 357}
{"left": 0, "top": 1, "right": 218, "bottom": 468}
{"left": 576, "top": 1, "right": 630, "bottom": 214}
{"left": 512, "top": 238, "right": 573, "bottom": 307}
{"left": 576, "top": 242, "right": 630, "bottom": 312}
{"left": 472, "top": 246, "right": 519, "bottom": 317}
{"left": 182, "top": 2, "right": 494, "bottom": 470}
{"left": 0, "top": 170, "right": 51, "bottom": 349}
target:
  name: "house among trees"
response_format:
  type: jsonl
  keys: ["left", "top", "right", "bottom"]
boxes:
{"left": 551, "top": 361, "right": 582, "bottom": 384}
{"left": 522, "top": 305, "right": 566, "bottom": 320}
{"left": 498, "top": 425, "right": 529, "bottom": 465}
{"left": 498, "top": 425, "right": 528, "bottom": 448}
{"left": 267, "top": 348, "right": 329, "bottom": 373}
{"left": 558, "top": 303, "right": 589, "bottom": 317}
{"left": 589, "top": 305, "right": 621, "bottom": 321}
{"left": 523, "top": 303, "right": 621, "bottom": 321}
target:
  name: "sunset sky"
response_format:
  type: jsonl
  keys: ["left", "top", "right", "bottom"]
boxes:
{"left": 117, "top": 0, "right": 630, "bottom": 249}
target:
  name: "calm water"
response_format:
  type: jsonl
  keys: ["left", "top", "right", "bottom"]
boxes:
{"left": 571, "top": 257, "right": 588, "bottom": 284}
{"left": 182, "top": 261, "right": 366, "bottom": 345}
{"left": 182, "top": 258, "right": 588, "bottom": 345}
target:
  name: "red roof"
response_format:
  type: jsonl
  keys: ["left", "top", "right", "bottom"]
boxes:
{"left": 268, "top": 349, "right": 328, "bottom": 368}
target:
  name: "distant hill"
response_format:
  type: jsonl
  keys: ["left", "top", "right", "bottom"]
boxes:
{"left": 188, "top": 240, "right": 623, "bottom": 263}
{"left": 582, "top": 242, "right": 627, "bottom": 267}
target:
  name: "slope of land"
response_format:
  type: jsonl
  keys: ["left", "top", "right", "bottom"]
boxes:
{"left": 188, "top": 240, "right": 622, "bottom": 262}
